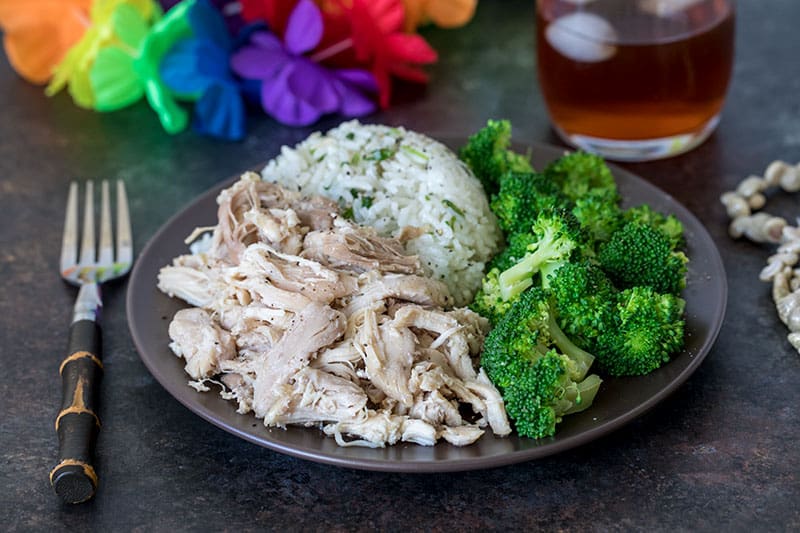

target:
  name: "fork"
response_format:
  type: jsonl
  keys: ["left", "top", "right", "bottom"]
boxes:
{"left": 51, "top": 180, "right": 132, "bottom": 504}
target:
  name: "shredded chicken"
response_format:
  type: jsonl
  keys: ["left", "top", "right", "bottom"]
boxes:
{"left": 168, "top": 308, "right": 236, "bottom": 380}
{"left": 158, "top": 174, "right": 510, "bottom": 447}
{"left": 303, "top": 223, "right": 423, "bottom": 275}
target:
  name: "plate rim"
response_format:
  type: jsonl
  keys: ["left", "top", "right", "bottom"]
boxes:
{"left": 126, "top": 139, "right": 727, "bottom": 472}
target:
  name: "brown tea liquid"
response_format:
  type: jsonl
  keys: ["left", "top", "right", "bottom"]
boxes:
{"left": 536, "top": 0, "right": 735, "bottom": 143}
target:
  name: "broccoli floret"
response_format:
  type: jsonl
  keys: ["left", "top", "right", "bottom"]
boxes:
{"left": 572, "top": 190, "right": 623, "bottom": 246}
{"left": 473, "top": 232, "right": 544, "bottom": 324}
{"left": 504, "top": 355, "right": 603, "bottom": 438}
{"left": 488, "top": 232, "right": 538, "bottom": 273}
{"left": 470, "top": 267, "right": 512, "bottom": 325}
{"left": 595, "top": 286, "right": 686, "bottom": 376}
{"left": 544, "top": 151, "right": 619, "bottom": 203}
{"left": 498, "top": 209, "right": 585, "bottom": 300}
{"left": 481, "top": 288, "right": 602, "bottom": 438}
{"left": 548, "top": 261, "right": 618, "bottom": 350}
{"left": 623, "top": 204, "right": 685, "bottom": 250}
{"left": 459, "top": 119, "right": 533, "bottom": 195}
{"left": 548, "top": 262, "right": 686, "bottom": 376}
{"left": 490, "top": 171, "right": 569, "bottom": 235}
{"left": 599, "top": 221, "right": 688, "bottom": 295}
{"left": 473, "top": 231, "right": 545, "bottom": 324}
{"left": 539, "top": 151, "right": 622, "bottom": 246}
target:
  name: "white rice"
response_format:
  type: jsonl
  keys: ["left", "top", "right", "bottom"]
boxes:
{"left": 261, "top": 120, "right": 502, "bottom": 306}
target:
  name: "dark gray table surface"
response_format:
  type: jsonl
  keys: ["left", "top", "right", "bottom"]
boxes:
{"left": 2, "top": 1, "right": 799, "bottom": 530}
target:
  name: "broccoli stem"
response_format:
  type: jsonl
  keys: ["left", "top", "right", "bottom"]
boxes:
{"left": 539, "top": 261, "right": 561, "bottom": 289}
{"left": 547, "top": 313, "right": 594, "bottom": 380}
{"left": 563, "top": 374, "right": 603, "bottom": 415}
{"left": 498, "top": 252, "right": 543, "bottom": 301}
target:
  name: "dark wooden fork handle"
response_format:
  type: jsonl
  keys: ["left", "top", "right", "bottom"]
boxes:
{"left": 51, "top": 319, "right": 102, "bottom": 504}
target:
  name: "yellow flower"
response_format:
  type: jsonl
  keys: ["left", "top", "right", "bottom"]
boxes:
{"left": 403, "top": 0, "right": 477, "bottom": 32}
{"left": 45, "top": 0, "right": 160, "bottom": 108}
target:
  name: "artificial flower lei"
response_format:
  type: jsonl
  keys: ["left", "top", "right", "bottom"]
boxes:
{"left": 0, "top": 0, "right": 478, "bottom": 139}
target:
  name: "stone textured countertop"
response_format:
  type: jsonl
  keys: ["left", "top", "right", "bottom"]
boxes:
{"left": 1, "top": 1, "right": 798, "bottom": 530}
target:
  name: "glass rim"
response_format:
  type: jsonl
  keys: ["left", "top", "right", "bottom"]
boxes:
{"left": 536, "top": 0, "right": 736, "bottom": 47}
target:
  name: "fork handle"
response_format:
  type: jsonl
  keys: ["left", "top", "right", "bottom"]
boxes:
{"left": 51, "top": 319, "right": 102, "bottom": 504}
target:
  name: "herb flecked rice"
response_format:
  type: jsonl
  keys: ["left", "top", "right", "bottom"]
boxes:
{"left": 261, "top": 120, "right": 503, "bottom": 306}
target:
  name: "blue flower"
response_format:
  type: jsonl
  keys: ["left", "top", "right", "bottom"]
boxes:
{"left": 160, "top": 0, "right": 245, "bottom": 140}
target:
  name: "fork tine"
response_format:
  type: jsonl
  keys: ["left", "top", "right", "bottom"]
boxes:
{"left": 116, "top": 180, "right": 133, "bottom": 271}
{"left": 60, "top": 182, "right": 79, "bottom": 275}
{"left": 79, "top": 181, "right": 96, "bottom": 266}
{"left": 98, "top": 180, "right": 113, "bottom": 267}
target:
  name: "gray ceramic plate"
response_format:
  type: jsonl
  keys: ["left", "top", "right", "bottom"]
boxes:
{"left": 127, "top": 140, "right": 727, "bottom": 472}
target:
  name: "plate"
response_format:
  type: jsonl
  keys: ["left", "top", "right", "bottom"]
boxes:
{"left": 127, "top": 139, "right": 727, "bottom": 472}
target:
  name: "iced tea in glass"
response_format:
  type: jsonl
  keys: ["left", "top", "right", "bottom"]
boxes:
{"left": 536, "top": 0, "right": 735, "bottom": 161}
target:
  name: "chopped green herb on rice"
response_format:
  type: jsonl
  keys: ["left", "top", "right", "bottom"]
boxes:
{"left": 261, "top": 121, "right": 503, "bottom": 306}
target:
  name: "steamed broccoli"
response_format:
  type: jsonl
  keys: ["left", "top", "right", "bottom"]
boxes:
{"left": 548, "top": 261, "right": 618, "bottom": 350}
{"left": 548, "top": 261, "right": 686, "bottom": 375}
{"left": 472, "top": 229, "right": 546, "bottom": 324}
{"left": 623, "top": 204, "right": 685, "bottom": 250}
{"left": 598, "top": 220, "right": 688, "bottom": 295}
{"left": 481, "top": 288, "right": 602, "bottom": 438}
{"left": 488, "top": 231, "right": 539, "bottom": 273}
{"left": 490, "top": 171, "right": 569, "bottom": 235}
{"left": 544, "top": 151, "right": 619, "bottom": 203}
{"left": 498, "top": 209, "right": 585, "bottom": 300}
{"left": 466, "top": 123, "right": 691, "bottom": 438}
{"left": 471, "top": 209, "right": 584, "bottom": 323}
{"left": 472, "top": 231, "right": 548, "bottom": 324}
{"left": 459, "top": 119, "right": 533, "bottom": 194}
{"left": 595, "top": 286, "right": 686, "bottom": 376}
{"left": 470, "top": 268, "right": 512, "bottom": 325}
{"left": 572, "top": 190, "right": 623, "bottom": 246}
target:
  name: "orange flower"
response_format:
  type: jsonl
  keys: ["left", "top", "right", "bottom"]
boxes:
{"left": 0, "top": 0, "right": 92, "bottom": 84}
{"left": 402, "top": 0, "right": 477, "bottom": 32}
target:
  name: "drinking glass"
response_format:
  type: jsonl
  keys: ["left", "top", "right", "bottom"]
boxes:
{"left": 536, "top": 0, "right": 735, "bottom": 161}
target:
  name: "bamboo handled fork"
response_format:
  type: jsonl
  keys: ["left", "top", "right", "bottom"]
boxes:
{"left": 51, "top": 180, "right": 132, "bottom": 504}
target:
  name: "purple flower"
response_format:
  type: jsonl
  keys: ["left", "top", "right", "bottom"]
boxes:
{"left": 230, "top": 0, "right": 377, "bottom": 126}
